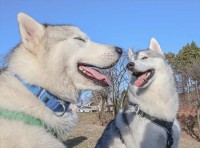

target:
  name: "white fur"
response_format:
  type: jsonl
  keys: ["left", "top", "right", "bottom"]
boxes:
{"left": 0, "top": 13, "right": 121, "bottom": 147}
{"left": 125, "top": 39, "right": 180, "bottom": 147}
{"left": 96, "top": 38, "right": 180, "bottom": 148}
{"left": 128, "top": 48, "right": 134, "bottom": 60}
{"left": 124, "top": 39, "right": 180, "bottom": 148}
{"left": 149, "top": 38, "right": 164, "bottom": 57}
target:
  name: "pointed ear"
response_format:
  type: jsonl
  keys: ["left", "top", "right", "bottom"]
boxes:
{"left": 149, "top": 38, "right": 164, "bottom": 57}
{"left": 128, "top": 48, "right": 134, "bottom": 60}
{"left": 17, "top": 13, "right": 45, "bottom": 54}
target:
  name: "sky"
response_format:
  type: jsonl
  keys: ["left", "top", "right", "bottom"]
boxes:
{"left": 0, "top": 0, "right": 200, "bottom": 58}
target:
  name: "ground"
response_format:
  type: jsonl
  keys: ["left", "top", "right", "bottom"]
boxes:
{"left": 65, "top": 113, "right": 200, "bottom": 148}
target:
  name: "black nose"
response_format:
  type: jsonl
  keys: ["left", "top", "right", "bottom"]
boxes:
{"left": 115, "top": 47, "right": 123, "bottom": 55}
{"left": 126, "top": 62, "right": 135, "bottom": 70}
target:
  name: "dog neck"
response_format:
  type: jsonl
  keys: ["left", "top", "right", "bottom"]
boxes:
{"left": 128, "top": 72, "right": 179, "bottom": 121}
{"left": 8, "top": 46, "right": 80, "bottom": 102}
{"left": 15, "top": 75, "right": 77, "bottom": 115}
{"left": 121, "top": 103, "right": 174, "bottom": 148}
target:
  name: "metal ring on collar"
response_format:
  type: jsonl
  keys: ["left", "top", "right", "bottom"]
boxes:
{"left": 134, "top": 104, "right": 140, "bottom": 114}
{"left": 54, "top": 101, "right": 66, "bottom": 116}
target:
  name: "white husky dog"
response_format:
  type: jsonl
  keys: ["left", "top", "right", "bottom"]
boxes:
{"left": 0, "top": 13, "right": 122, "bottom": 148}
{"left": 96, "top": 38, "right": 180, "bottom": 148}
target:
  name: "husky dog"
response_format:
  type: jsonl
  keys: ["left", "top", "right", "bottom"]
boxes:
{"left": 0, "top": 13, "right": 122, "bottom": 148}
{"left": 96, "top": 38, "right": 180, "bottom": 148}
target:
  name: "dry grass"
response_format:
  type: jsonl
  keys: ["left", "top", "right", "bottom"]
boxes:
{"left": 65, "top": 113, "right": 200, "bottom": 148}
{"left": 65, "top": 113, "right": 105, "bottom": 148}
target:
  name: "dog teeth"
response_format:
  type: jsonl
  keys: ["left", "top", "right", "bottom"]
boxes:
{"left": 146, "top": 72, "right": 150, "bottom": 78}
{"left": 86, "top": 72, "right": 93, "bottom": 77}
{"left": 79, "top": 66, "right": 93, "bottom": 77}
{"left": 87, "top": 73, "right": 92, "bottom": 77}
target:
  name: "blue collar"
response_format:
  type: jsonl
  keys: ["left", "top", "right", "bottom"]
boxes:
{"left": 15, "top": 75, "right": 71, "bottom": 116}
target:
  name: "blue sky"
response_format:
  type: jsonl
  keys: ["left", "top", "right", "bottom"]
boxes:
{"left": 0, "top": 0, "right": 200, "bottom": 57}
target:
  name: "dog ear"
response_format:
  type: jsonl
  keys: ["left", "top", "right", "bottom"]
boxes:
{"left": 149, "top": 38, "right": 164, "bottom": 57}
{"left": 128, "top": 48, "right": 134, "bottom": 60}
{"left": 17, "top": 12, "right": 45, "bottom": 54}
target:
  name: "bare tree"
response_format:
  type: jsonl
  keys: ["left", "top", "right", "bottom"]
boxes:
{"left": 177, "top": 58, "right": 200, "bottom": 140}
{"left": 109, "top": 53, "right": 129, "bottom": 115}
{"left": 92, "top": 89, "right": 110, "bottom": 124}
{"left": 92, "top": 52, "right": 129, "bottom": 120}
{"left": 187, "top": 59, "right": 200, "bottom": 138}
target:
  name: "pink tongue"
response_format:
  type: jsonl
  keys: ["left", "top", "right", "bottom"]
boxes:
{"left": 80, "top": 66, "right": 111, "bottom": 85}
{"left": 134, "top": 74, "right": 147, "bottom": 87}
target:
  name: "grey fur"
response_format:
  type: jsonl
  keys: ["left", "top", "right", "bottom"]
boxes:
{"left": 0, "top": 13, "right": 121, "bottom": 148}
{"left": 96, "top": 38, "right": 180, "bottom": 148}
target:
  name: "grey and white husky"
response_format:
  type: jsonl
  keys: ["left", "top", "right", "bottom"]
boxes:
{"left": 96, "top": 38, "right": 180, "bottom": 148}
{"left": 0, "top": 13, "right": 122, "bottom": 148}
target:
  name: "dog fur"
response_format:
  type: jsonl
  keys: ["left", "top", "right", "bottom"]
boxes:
{"left": 96, "top": 38, "right": 180, "bottom": 148}
{"left": 0, "top": 13, "right": 121, "bottom": 148}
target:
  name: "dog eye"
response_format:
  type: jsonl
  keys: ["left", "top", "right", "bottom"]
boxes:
{"left": 74, "top": 37, "right": 86, "bottom": 42}
{"left": 142, "top": 56, "right": 148, "bottom": 60}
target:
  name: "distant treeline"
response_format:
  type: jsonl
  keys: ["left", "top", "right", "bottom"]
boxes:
{"left": 165, "top": 41, "right": 200, "bottom": 106}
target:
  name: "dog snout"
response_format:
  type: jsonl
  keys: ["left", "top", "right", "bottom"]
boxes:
{"left": 126, "top": 62, "right": 135, "bottom": 71}
{"left": 115, "top": 47, "right": 123, "bottom": 55}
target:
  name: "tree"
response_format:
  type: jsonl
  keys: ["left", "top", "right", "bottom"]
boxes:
{"left": 177, "top": 41, "right": 200, "bottom": 70}
{"left": 165, "top": 52, "right": 177, "bottom": 69}
{"left": 165, "top": 41, "right": 200, "bottom": 94}
{"left": 92, "top": 52, "right": 129, "bottom": 118}
{"left": 109, "top": 53, "right": 129, "bottom": 115}
{"left": 166, "top": 41, "right": 200, "bottom": 140}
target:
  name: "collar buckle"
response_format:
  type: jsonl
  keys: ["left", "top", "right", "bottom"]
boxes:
{"left": 133, "top": 104, "right": 140, "bottom": 114}
{"left": 15, "top": 75, "right": 71, "bottom": 116}
{"left": 54, "top": 101, "right": 66, "bottom": 116}
{"left": 131, "top": 104, "right": 145, "bottom": 117}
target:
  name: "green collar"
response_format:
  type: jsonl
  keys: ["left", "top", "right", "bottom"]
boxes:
{"left": 0, "top": 108, "right": 46, "bottom": 128}
{"left": 0, "top": 108, "right": 57, "bottom": 136}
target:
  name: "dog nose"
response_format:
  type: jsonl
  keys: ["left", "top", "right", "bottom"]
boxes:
{"left": 126, "top": 62, "right": 135, "bottom": 70}
{"left": 115, "top": 47, "right": 123, "bottom": 55}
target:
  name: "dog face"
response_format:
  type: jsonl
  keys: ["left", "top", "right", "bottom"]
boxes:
{"left": 42, "top": 25, "right": 122, "bottom": 90}
{"left": 127, "top": 38, "right": 166, "bottom": 91}
{"left": 12, "top": 13, "right": 122, "bottom": 100}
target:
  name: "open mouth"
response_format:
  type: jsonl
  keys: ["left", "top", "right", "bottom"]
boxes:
{"left": 77, "top": 63, "right": 112, "bottom": 87}
{"left": 132, "top": 69, "right": 155, "bottom": 87}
